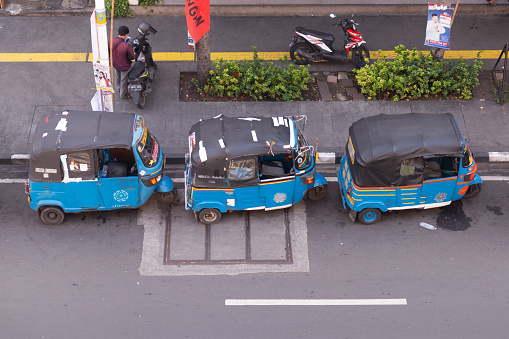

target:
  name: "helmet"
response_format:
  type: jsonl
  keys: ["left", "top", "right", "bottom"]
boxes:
{"left": 138, "top": 22, "right": 157, "bottom": 36}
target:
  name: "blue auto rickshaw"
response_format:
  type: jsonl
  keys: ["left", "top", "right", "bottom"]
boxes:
{"left": 25, "top": 111, "right": 176, "bottom": 225}
{"left": 338, "top": 113, "right": 482, "bottom": 225}
{"left": 185, "top": 115, "right": 328, "bottom": 224}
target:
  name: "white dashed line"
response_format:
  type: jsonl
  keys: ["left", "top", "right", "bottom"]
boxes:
{"left": 225, "top": 299, "right": 408, "bottom": 306}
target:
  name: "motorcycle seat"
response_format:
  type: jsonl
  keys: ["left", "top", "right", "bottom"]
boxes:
{"left": 296, "top": 27, "right": 335, "bottom": 43}
{"left": 128, "top": 61, "right": 146, "bottom": 80}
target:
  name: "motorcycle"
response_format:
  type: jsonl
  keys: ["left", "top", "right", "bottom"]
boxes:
{"left": 127, "top": 22, "right": 157, "bottom": 109}
{"left": 289, "top": 14, "right": 370, "bottom": 68}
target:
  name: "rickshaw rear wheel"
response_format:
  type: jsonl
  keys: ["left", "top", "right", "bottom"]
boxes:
{"left": 307, "top": 185, "right": 328, "bottom": 201}
{"left": 198, "top": 208, "right": 222, "bottom": 225}
{"left": 40, "top": 206, "right": 65, "bottom": 226}
{"left": 464, "top": 183, "right": 482, "bottom": 198}
{"left": 358, "top": 208, "right": 381, "bottom": 225}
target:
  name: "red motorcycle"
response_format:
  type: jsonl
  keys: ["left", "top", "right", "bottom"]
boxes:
{"left": 289, "top": 14, "right": 370, "bottom": 68}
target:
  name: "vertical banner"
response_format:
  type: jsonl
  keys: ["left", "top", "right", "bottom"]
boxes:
{"left": 187, "top": 30, "right": 195, "bottom": 50}
{"left": 93, "top": 62, "right": 113, "bottom": 92}
{"left": 185, "top": 0, "right": 210, "bottom": 44}
{"left": 425, "top": 2, "right": 453, "bottom": 50}
{"left": 91, "top": 90, "right": 104, "bottom": 111}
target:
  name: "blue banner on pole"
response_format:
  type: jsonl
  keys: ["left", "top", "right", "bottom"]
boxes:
{"left": 424, "top": 2, "right": 453, "bottom": 50}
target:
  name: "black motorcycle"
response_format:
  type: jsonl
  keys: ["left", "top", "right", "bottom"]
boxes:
{"left": 128, "top": 22, "right": 157, "bottom": 109}
{"left": 289, "top": 14, "right": 370, "bottom": 68}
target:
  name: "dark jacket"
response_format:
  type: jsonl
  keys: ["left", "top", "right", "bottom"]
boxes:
{"left": 109, "top": 37, "right": 135, "bottom": 71}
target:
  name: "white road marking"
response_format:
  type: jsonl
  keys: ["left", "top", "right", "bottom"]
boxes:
{"left": 480, "top": 176, "right": 509, "bottom": 181}
{"left": 0, "top": 179, "right": 26, "bottom": 183}
{"left": 489, "top": 152, "right": 509, "bottom": 162}
{"left": 225, "top": 299, "right": 408, "bottom": 306}
{"left": 3, "top": 176, "right": 508, "bottom": 185}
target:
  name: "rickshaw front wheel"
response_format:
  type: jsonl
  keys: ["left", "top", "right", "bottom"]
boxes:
{"left": 358, "top": 208, "right": 381, "bottom": 225}
{"left": 307, "top": 185, "right": 328, "bottom": 201}
{"left": 40, "top": 206, "right": 65, "bottom": 226}
{"left": 198, "top": 208, "right": 222, "bottom": 225}
{"left": 161, "top": 189, "right": 178, "bottom": 203}
{"left": 464, "top": 183, "right": 482, "bottom": 198}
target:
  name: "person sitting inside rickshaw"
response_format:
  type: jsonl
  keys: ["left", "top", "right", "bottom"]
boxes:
{"left": 424, "top": 158, "right": 442, "bottom": 179}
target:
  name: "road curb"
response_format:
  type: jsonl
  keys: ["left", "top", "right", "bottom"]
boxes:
{"left": 6, "top": 151, "right": 509, "bottom": 166}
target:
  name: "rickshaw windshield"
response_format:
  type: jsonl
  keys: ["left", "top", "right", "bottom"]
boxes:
{"left": 294, "top": 131, "right": 312, "bottom": 171}
{"left": 136, "top": 127, "right": 159, "bottom": 168}
{"left": 462, "top": 145, "right": 473, "bottom": 168}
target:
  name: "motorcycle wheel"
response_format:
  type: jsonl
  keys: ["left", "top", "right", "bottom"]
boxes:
{"left": 290, "top": 42, "right": 313, "bottom": 65}
{"left": 131, "top": 91, "right": 145, "bottom": 109}
{"left": 353, "top": 45, "right": 370, "bottom": 68}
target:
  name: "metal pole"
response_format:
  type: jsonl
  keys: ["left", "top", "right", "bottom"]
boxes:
{"left": 110, "top": 0, "right": 115, "bottom": 103}
{"left": 451, "top": 0, "right": 460, "bottom": 26}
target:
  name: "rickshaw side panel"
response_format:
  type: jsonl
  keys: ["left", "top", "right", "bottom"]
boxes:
{"left": 29, "top": 182, "right": 75, "bottom": 211}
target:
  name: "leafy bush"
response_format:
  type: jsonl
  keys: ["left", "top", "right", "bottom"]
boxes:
{"left": 354, "top": 45, "right": 483, "bottom": 101}
{"left": 139, "top": 0, "right": 160, "bottom": 9}
{"left": 105, "top": 0, "right": 133, "bottom": 18}
{"left": 194, "top": 46, "right": 313, "bottom": 101}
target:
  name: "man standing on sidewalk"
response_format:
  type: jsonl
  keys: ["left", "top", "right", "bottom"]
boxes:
{"left": 109, "top": 26, "right": 135, "bottom": 99}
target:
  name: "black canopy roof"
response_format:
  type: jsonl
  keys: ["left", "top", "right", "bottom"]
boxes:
{"left": 29, "top": 111, "right": 135, "bottom": 182}
{"left": 189, "top": 115, "right": 293, "bottom": 169}
{"left": 347, "top": 113, "right": 465, "bottom": 187}
{"left": 31, "top": 111, "right": 135, "bottom": 156}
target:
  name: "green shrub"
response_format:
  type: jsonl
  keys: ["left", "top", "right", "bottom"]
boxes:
{"left": 139, "top": 0, "right": 160, "bottom": 9}
{"left": 354, "top": 45, "right": 483, "bottom": 101}
{"left": 105, "top": 0, "right": 133, "bottom": 18}
{"left": 194, "top": 46, "right": 313, "bottom": 101}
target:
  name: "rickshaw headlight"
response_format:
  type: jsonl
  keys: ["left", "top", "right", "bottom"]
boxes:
{"left": 142, "top": 174, "right": 162, "bottom": 187}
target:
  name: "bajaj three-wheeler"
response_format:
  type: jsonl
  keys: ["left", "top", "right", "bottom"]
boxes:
{"left": 26, "top": 111, "right": 176, "bottom": 225}
{"left": 185, "top": 114, "right": 328, "bottom": 224}
{"left": 338, "top": 113, "right": 482, "bottom": 225}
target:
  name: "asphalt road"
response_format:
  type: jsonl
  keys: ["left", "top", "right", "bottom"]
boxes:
{"left": 1, "top": 167, "right": 508, "bottom": 338}
{"left": 2, "top": 15, "right": 507, "bottom": 53}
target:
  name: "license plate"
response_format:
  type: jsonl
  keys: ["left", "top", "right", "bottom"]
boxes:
{"left": 128, "top": 84, "right": 142, "bottom": 91}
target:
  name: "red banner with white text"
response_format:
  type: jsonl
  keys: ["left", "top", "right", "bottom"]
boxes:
{"left": 185, "top": 0, "right": 210, "bottom": 44}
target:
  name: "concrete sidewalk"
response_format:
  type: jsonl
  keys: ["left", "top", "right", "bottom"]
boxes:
{"left": 1, "top": 0, "right": 509, "bottom": 16}
{"left": 0, "top": 15, "right": 507, "bottom": 165}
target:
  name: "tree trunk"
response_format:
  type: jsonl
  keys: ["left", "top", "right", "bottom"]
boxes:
{"left": 196, "top": 31, "right": 211, "bottom": 87}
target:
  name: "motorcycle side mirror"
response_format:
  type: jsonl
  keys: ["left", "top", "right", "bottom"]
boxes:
{"left": 330, "top": 14, "right": 336, "bottom": 18}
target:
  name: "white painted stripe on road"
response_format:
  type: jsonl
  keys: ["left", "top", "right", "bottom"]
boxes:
{"left": 11, "top": 154, "right": 30, "bottom": 160}
{"left": 317, "top": 152, "right": 336, "bottom": 164}
{"left": 0, "top": 179, "right": 26, "bottom": 183}
{"left": 489, "top": 152, "right": 509, "bottom": 162}
{"left": 225, "top": 299, "right": 407, "bottom": 306}
{"left": 2, "top": 176, "right": 507, "bottom": 186}
{"left": 480, "top": 176, "right": 509, "bottom": 181}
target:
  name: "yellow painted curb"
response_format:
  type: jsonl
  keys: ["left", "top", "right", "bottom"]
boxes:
{"left": 0, "top": 50, "right": 502, "bottom": 62}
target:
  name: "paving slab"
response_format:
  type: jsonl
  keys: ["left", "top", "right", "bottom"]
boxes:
{"left": 139, "top": 193, "right": 310, "bottom": 276}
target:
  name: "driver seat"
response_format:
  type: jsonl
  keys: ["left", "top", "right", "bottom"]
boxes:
{"left": 128, "top": 61, "right": 147, "bottom": 80}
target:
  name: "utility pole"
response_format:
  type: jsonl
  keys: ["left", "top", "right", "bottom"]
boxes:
{"left": 93, "top": 0, "right": 113, "bottom": 111}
